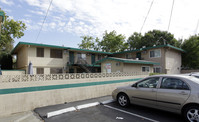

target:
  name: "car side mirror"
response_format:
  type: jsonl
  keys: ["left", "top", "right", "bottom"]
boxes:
{"left": 132, "top": 83, "right": 137, "bottom": 88}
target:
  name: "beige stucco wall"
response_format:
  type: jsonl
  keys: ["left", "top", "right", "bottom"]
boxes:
{"left": 113, "top": 53, "right": 136, "bottom": 59}
{"left": 72, "top": 51, "right": 107, "bottom": 64}
{"left": 115, "top": 47, "right": 182, "bottom": 74}
{"left": 15, "top": 45, "right": 108, "bottom": 74}
{"left": 101, "top": 60, "right": 153, "bottom": 73}
{"left": 114, "top": 48, "right": 166, "bottom": 73}
{"left": 141, "top": 48, "right": 166, "bottom": 73}
{"left": 1, "top": 70, "right": 25, "bottom": 75}
{"left": 101, "top": 60, "right": 123, "bottom": 73}
{"left": 27, "top": 46, "right": 67, "bottom": 74}
{"left": 165, "top": 48, "right": 181, "bottom": 74}
{"left": 16, "top": 46, "right": 28, "bottom": 70}
{"left": 0, "top": 75, "right": 147, "bottom": 116}
{"left": 123, "top": 63, "right": 153, "bottom": 73}
{"left": 181, "top": 70, "right": 199, "bottom": 74}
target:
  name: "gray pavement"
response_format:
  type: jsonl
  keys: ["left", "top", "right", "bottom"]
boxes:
{"left": 34, "top": 95, "right": 112, "bottom": 119}
{"left": 42, "top": 102, "right": 185, "bottom": 122}
{"left": 35, "top": 95, "right": 185, "bottom": 122}
{"left": 0, "top": 111, "right": 43, "bottom": 122}
{"left": 45, "top": 104, "right": 151, "bottom": 122}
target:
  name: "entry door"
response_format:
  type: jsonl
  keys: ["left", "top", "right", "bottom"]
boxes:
{"left": 91, "top": 54, "right": 95, "bottom": 64}
{"left": 136, "top": 52, "right": 141, "bottom": 60}
{"left": 129, "top": 77, "right": 160, "bottom": 107}
{"left": 69, "top": 51, "right": 74, "bottom": 64}
{"left": 157, "top": 77, "right": 190, "bottom": 110}
{"left": 69, "top": 68, "right": 74, "bottom": 73}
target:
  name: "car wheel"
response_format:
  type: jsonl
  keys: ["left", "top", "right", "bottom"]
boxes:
{"left": 117, "top": 93, "right": 130, "bottom": 107}
{"left": 183, "top": 105, "right": 199, "bottom": 122}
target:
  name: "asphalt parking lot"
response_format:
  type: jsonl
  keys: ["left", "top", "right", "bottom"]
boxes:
{"left": 35, "top": 96, "right": 185, "bottom": 122}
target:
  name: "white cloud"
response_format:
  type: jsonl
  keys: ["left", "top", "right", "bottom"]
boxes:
{"left": 0, "top": 0, "right": 14, "bottom": 6}
{"left": 29, "top": 10, "right": 45, "bottom": 15}
{"left": 21, "top": 18, "right": 40, "bottom": 30}
{"left": 21, "top": 0, "right": 199, "bottom": 40}
{"left": 2, "top": 8, "right": 12, "bottom": 13}
{"left": 8, "top": 15, "right": 13, "bottom": 19}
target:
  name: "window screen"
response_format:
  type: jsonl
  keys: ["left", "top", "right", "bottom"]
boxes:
{"left": 50, "top": 68, "right": 63, "bottom": 74}
{"left": 37, "top": 48, "right": 44, "bottom": 57}
{"left": 150, "top": 50, "right": 161, "bottom": 58}
{"left": 37, "top": 68, "right": 44, "bottom": 74}
{"left": 142, "top": 66, "right": 150, "bottom": 72}
{"left": 154, "top": 67, "right": 161, "bottom": 73}
{"left": 50, "top": 49, "right": 62, "bottom": 58}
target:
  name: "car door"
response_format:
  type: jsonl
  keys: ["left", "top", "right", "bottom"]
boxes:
{"left": 129, "top": 77, "right": 160, "bottom": 108}
{"left": 157, "top": 77, "right": 190, "bottom": 110}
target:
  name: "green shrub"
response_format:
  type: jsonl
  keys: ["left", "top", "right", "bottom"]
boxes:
{"left": 0, "top": 53, "right": 13, "bottom": 70}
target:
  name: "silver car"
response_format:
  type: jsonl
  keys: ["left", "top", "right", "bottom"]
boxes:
{"left": 112, "top": 75, "right": 199, "bottom": 122}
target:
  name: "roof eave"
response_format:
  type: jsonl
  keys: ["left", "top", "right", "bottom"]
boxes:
{"left": 95, "top": 57, "right": 160, "bottom": 65}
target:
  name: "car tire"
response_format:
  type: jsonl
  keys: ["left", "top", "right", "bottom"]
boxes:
{"left": 117, "top": 93, "right": 130, "bottom": 107}
{"left": 183, "top": 105, "right": 199, "bottom": 122}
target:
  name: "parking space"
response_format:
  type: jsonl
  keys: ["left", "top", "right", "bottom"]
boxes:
{"left": 35, "top": 98, "right": 184, "bottom": 122}
{"left": 105, "top": 102, "right": 184, "bottom": 122}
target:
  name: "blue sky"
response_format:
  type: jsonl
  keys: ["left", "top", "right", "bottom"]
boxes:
{"left": 1, "top": 0, "right": 199, "bottom": 48}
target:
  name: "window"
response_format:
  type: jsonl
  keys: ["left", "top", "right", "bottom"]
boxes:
{"left": 137, "top": 77, "right": 159, "bottom": 88}
{"left": 77, "top": 53, "right": 81, "bottom": 59}
{"left": 37, "top": 68, "right": 44, "bottom": 74}
{"left": 50, "top": 49, "right": 63, "bottom": 58}
{"left": 50, "top": 68, "right": 63, "bottom": 74}
{"left": 126, "top": 54, "right": 131, "bottom": 59}
{"left": 126, "top": 54, "right": 129, "bottom": 59}
{"left": 37, "top": 48, "right": 44, "bottom": 57}
{"left": 116, "top": 62, "right": 121, "bottom": 66}
{"left": 154, "top": 67, "right": 161, "bottom": 73}
{"left": 142, "top": 66, "right": 150, "bottom": 72}
{"left": 77, "top": 53, "right": 86, "bottom": 60}
{"left": 160, "top": 78, "right": 189, "bottom": 90}
{"left": 150, "top": 49, "right": 161, "bottom": 58}
{"left": 98, "top": 55, "right": 101, "bottom": 60}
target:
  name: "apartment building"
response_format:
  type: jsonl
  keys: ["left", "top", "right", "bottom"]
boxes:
{"left": 112, "top": 45, "right": 184, "bottom": 74}
{"left": 11, "top": 42, "right": 184, "bottom": 74}
{"left": 11, "top": 42, "right": 111, "bottom": 74}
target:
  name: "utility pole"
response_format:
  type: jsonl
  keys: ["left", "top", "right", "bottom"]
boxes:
{"left": 195, "top": 19, "right": 199, "bottom": 35}
{"left": 0, "top": 10, "right": 4, "bottom": 75}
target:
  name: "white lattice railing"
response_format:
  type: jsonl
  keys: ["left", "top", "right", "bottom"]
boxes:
{"left": 0, "top": 72, "right": 149, "bottom": 83}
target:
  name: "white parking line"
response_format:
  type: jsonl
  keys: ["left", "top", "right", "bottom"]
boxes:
{"left": 104, "top": 105, "right": 159, "bottom": 122}
{"left": 14, "top": 113, "right": 32, "bottom": 122}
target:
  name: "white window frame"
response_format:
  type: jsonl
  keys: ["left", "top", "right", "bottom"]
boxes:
{"left": 153, "top": 66, "right": 162, "bottom": 73}
{"left": 149, "top": 49, "right": 161, "bottom": 58}
{"left": 142, "top": 66, "right": 150, "bottom": 72}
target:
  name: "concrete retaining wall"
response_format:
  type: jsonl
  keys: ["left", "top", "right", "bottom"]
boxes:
{"left": 0, "top": 75, "right": 147, "bottom": 117}
{"left": 1, "top": 70, "right": 25, "bottom": 75}
{"left": 181, "top": 70, "right": 199, "bottom": 74}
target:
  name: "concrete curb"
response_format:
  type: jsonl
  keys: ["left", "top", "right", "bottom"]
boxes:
{"left": 100, "top": 99, "right": 115, "bottom": 105}
{"left": 47, "top": 107, "right": 76, "bottom": 118}
{"left": 46, "top": 99, "right": 114, "bottom": 118}
{"left": 76, "top": 102, "right": 100, "bottom": 110}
